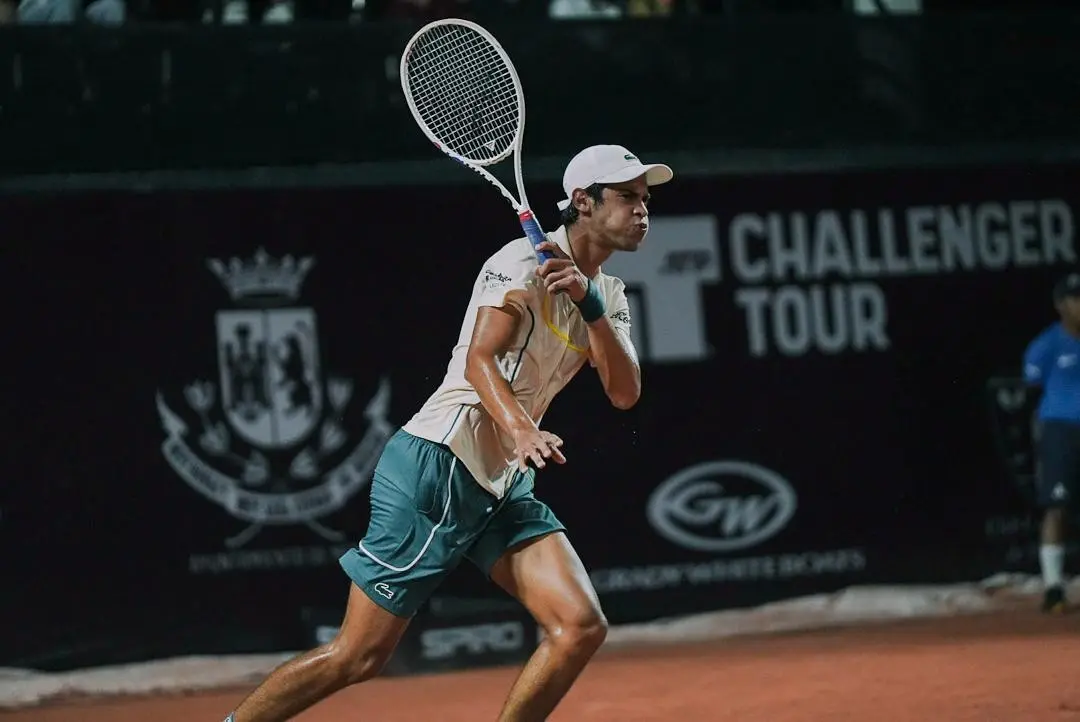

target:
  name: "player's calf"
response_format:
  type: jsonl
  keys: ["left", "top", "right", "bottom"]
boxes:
{"left": 1039, "top": 508, "right": 1068, "bottom": 614}
{"left": 1034, "top": 418, "right": 1077, "bottom": 613}
{"left": 225, "top": 584, "right": 409, "bottom": 722}
{"left": 489, "top": 533, "right": 610, "bottom": 722}
{"left": 226, "top": 637, "right": 397, "bottom": 722}
{"left": 495, "top": 607, "right": 607, "bottom": 722}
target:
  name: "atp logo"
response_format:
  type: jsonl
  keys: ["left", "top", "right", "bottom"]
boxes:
{"left": 155, "top": 248, "right": 393, "bottom": 555}
{"left": 601, "top": 215, "right": 720, "bottom": 364}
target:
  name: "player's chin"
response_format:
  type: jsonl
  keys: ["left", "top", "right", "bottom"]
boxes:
{"left": 617, "top": 226, "right": 648, "bottom": 251}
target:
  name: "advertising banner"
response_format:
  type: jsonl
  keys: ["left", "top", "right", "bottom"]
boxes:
{"left": 4, "top": 162, "right": 1076, "bottom": 668}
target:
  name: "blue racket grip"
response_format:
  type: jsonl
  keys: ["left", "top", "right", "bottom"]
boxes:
{"left": 519, "top": 210, "right": 555, "bottom": 262}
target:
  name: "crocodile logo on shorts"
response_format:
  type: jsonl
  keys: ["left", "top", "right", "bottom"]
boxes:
{"left": 155, "top": 249, "right": 393, "bottom": 551}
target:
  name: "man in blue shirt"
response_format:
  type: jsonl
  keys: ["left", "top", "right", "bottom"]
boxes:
{"left": 1023, "top": 272, "right": 1080, "bottom": 614}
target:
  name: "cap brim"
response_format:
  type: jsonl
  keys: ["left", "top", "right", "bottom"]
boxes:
{"left": 595, "top": 162, "right": 674, "bottom": 188}
{"left": 556, "top": 161, "right": 674, "bottom": 211}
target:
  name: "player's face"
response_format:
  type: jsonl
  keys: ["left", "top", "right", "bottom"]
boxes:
{"left": 1059, "top": 295, "right": 1080, "bottom": 328}
{"left": 590, "top": 178, "right": 651, "bottom": 252}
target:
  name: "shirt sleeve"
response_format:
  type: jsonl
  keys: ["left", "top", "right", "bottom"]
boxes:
{"left": 1023, "top": 325, "right": 1056, "bottom": 386}
{"left": 474, "top": 248, "right": 534, "bottom": 314}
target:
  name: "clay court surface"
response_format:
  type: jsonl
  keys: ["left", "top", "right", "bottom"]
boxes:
{"left": 4, "top": 610, "right": 1078, "bottom": 722}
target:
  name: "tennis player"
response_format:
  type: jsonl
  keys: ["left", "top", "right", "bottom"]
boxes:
{"left": 223, "top": 144, "right": 673, "bottom": 722}
{"left": 1023, "top": 271, "right": 1080, "bottom": 615}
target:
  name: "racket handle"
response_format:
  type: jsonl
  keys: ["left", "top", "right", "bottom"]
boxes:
{"left": 519, "top": 210, "right": 555, "bottom": 262}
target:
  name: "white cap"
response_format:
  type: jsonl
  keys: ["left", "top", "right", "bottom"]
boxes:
{"left": 556, "top": 144, "right": 674, "bottom": 211}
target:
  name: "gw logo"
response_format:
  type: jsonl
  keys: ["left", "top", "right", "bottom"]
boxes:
{"left": 419, "top": 622, "right": 525, "bottom": 660}
{"left": 660, "top": 249, "right": 712, "bottom": 274}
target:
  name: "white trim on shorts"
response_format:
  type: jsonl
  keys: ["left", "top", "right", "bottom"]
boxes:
{"left": 355, "top": 458, "right": 456, "bottom": 573}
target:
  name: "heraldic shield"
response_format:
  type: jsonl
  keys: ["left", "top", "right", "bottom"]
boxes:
{"left": 216, "top": 307, "right": 323, "bottom": 450}
{"left": 156, "top": 248, "right": 393, "bottom": 549}
{"left": 986, "top": 376, "right": 1040, "bottom": 506}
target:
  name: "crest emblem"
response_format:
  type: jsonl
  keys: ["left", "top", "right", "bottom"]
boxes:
{"left": 985, "top": 376, "right": 1039, "bottom": 504}
{"left": 156, "top": 249, "right": 392, "bottom": 551}
{"left": 216, "top": 307, "right": 323, "bottom": 449}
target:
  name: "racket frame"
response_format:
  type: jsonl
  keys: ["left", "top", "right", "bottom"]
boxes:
{"left": 400, "top": 18, "right": 555, "bottom": 262}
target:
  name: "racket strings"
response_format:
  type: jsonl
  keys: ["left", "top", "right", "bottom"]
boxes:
{"left": 405, "top": 25, "right": 520, "bottom": 164}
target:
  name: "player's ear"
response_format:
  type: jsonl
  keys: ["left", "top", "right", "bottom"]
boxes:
{"left": 572, "top": 188, "right": 592, "bottom": 215}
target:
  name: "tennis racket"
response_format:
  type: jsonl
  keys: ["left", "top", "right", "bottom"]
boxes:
{"left": 400, "top": 18, "right": 555, "bottom": 262}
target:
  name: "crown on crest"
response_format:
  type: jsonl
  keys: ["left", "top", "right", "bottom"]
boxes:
{"left": 207, "top": 248, "right": 315, "bottom": 301}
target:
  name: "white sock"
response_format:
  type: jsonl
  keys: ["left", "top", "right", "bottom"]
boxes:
{"left": 1040, "top": 544, "right": 1065, "bottom": 589}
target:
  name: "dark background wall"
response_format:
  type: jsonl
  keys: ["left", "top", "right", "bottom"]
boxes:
{"left": 2, "top": 7, "right": 1076, "bottom": 673}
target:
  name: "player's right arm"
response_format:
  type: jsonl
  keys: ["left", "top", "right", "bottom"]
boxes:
{"left": 1023, "top": 325, "right": 1057, "bottom": 387}
{"left": 464, "top": 270, "right": 566, "bottom": 473}
{"left": 466, "top": 305, "right": 537, "bottom": 437}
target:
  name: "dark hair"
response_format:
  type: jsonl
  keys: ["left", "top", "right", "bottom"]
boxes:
{"left": 1053, "top": 272, "right": 1080, "bottom": 303}
{"left": 559, "top": 183, "right": 606, "bottom": 227}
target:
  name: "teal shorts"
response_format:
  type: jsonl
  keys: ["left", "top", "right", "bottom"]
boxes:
{"left": 339, "top": 429, "right": 566, "bottom": 618}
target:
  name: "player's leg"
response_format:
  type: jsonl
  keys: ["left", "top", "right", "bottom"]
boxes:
{"left": 1035, "top": 420, "right": 1077, "bottom": 613}
{"left": 490, "top": 532, "right": 607, "bottom": 722}
{"left": 225, "top": 429, "right": 469, "bottom": 721}
{"left": 225, "top": 582, "right": 410, "bottom": 722}
{"left": 1040, "top": 508, "right": 1067, "bottom": 613}
{"left": 468, "top": 480, "right": 606, "bottom": 722}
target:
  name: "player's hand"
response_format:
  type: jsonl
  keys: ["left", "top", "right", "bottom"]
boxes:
{"left": 511, "top": 427, "right": 567, "bottom": 472}
{"left": 534, "top": 241, "right": 588, "bottom": 303}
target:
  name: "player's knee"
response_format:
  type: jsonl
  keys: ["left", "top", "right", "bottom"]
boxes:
{"left": 325, "top": 637, "right": 395, "bottom": 687}
{"left": 548, "top": 604, "right": 608, "bottom": 657}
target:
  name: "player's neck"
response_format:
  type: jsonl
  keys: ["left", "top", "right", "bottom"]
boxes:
{"left": 565, "top": 224, "right": 612, "bottom": 279}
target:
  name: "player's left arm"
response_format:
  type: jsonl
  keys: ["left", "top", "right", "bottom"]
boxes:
{"left": 535, "top": 242, "right": 641, "bottom": 410}
{"left": 583, "top": 299, "right": 640, "bottom": 410}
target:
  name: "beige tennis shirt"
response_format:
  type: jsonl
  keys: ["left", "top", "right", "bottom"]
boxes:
{"left": 401, "top": 225, "right": 636, "bottom": 499}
